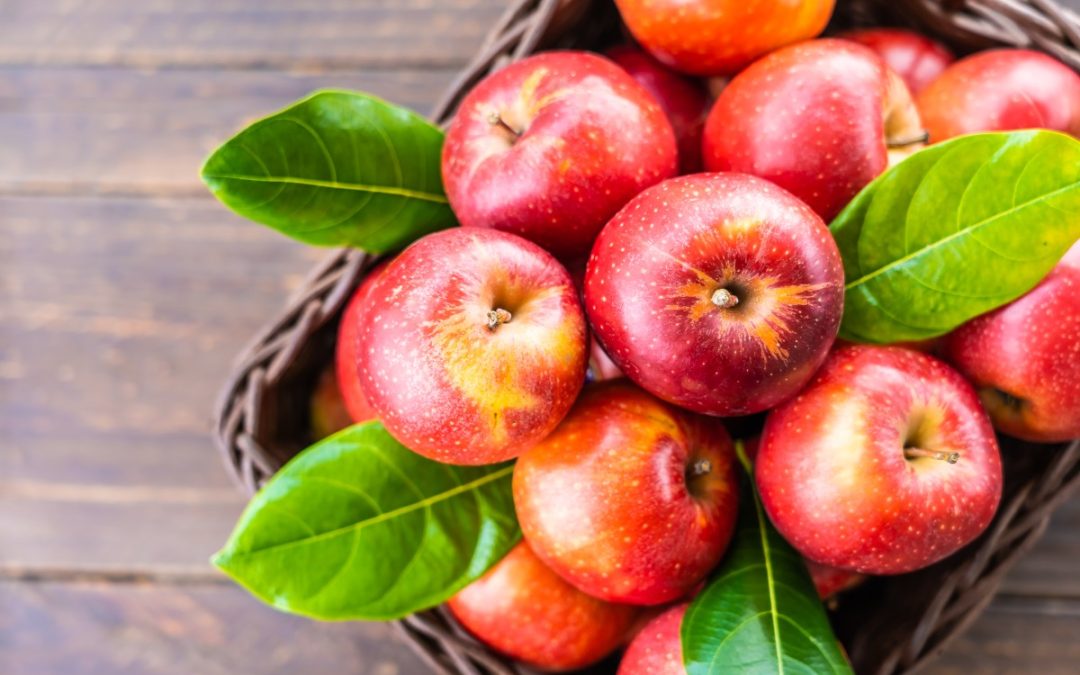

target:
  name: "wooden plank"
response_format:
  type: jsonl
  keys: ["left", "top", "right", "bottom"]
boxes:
{"left": 0, "top": 580, "right": 429, "bottom": 675}
{"left": 927, "top": 596, "right": 1080, "bottom": 674}
{"left": 0, "top": 494, "right": 243, "bottom": 576}
{"left": 0, "top": 65, "right": 456, "bottom": 194}
{"left": 999, "top": 495, "right": 1080, "bottom": 599}
{"left": 0, "top": 0, "right": 506, "bottom": 69}
{"left": 1, "top": 195, "right": 317, "bottom": 490}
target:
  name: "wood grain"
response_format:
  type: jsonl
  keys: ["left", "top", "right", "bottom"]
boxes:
{"left": 0, "top": 66, "right": 456, "bottom": 195}
{"left": 0, "top": 580, "right": 429, "bottom": 675}
{"left": 0, "top": 0, "right": 506, "bottom": 69}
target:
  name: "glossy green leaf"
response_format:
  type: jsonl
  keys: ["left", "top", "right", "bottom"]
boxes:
{"left": 832, "top": 130, "right": 1080, "bottom": 343}
{"left": 212, "top": 422, "right": 519, "bottom": 621}
{"left": 682, "top": 445, "right": 852, "bottom": 675}
{"left": 201, "top": 90, "right": 455, "bottom": 252}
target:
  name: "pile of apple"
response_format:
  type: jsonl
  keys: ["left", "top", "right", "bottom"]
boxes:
{"left": 318, "top": 0, "right": 1080, "bottom": 671}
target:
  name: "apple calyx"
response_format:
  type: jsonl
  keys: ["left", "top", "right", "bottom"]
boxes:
{"left": 487, "top": 111, "right": 522, "bottom": 140}
{"left": 486, "top": 308, "right": 513, "bottom": 330}
{"left": 710, "top": 288, "right": 740, "bottom": 309}
{"left": 903, "top": 447, "right": 960, "bottom": 464}
{"left": 688, "top": 458, "right": 713, "bottom": 477}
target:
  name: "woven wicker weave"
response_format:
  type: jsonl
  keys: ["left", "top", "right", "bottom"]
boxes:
{"left": 212, "top": 1, "right": 1080, "bottom": 673}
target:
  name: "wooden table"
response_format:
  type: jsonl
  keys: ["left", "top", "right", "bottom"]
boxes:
{"left": 1, "top": 2, "right": 1078, "bottom": 673}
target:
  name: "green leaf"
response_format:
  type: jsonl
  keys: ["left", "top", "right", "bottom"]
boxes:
{"left": 201, "top": 90, "right": 455, "bottom": 252}
{"left": 212, "top": 422, "right": 519, "bottom": 621}
{"left": 682, "top": 444, "right": 852, "bottom": 675}
{"left": 831, "top": 130, "right": 1080, "bottom": 343}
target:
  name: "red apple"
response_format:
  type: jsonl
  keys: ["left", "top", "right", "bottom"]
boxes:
{"left": 807, "top": 561, "right": 866, "bottom": 600}
{"left": 757, "top": 345, "right": 1003, "bottom": 575}
{"left": 336, "top": 261, "right": 389, "bottom": 424}
{"left": 842, "top": 28, "right": 954, "bottom": 94}
{"left": 917, "top": 49, "right": 1080, "bottom": 143}
{"left": 617, "top": 602, "right": 688, "bottom": 675}
{"left": 943, "top": 242, "right": 1080, "bottom": 443}
{"left": 357, "top": 227, "right": 587, "bottom": 464}
{"left": 514, "top": 381, "right": 738, "bottom": 605}
{"left": 585, "top": 173, "right": 844, "bottom": 417}
{"left": 703, "top": 39, "right": 924, "bottom": 221}
{"left": 442, "top": 51, "right": 677, "bottom": 259}
{"left": 448, "top": 542, "right": 639, "bottom": 671}
{"left": 743, "top": 437, "right": 868, "bottom": 599}
{"left": 309, "top": 365, "right": 354, "bottom": 439}
{"left": 607, "top": 46, "right": 710, "bottom": 173}
{"left": 614, "top": 0, "right": 835, "bottom": 76}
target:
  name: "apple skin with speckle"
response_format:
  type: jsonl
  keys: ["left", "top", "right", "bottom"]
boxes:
{"left": 757, "top": 345, "right": 1003, "bottom": 575}
{"left": 617, "top": 602, "right": 688, "bottom": 675}
{"left": 943, "top": 242, "right": 1080, "bottom": 443}
{"left": 513, "top": 381, "right": 739, "bottom": 605}
{"left": 335, "top": 261, "right": 390, "bottom": 424}
{"left": 448, "top": 542, "right": 639, "bottom": 672}
{"left": 356, "top": 227, "right": 587, "bottom": 465}
{"left": 441, "top": 51, "right": 677, "bottom": 260}
{"left": 842, "top": 28, "right": 954, "bottom": 94}
{"left": 916, "top": 49, "right": 1080, "bottom": 143}
{"left": 607, "top": 46, "right": 711, "bottom": 174}
{"left": 703, "top": 39, "right": 924, "bottom": 222}
{"left": 584, "top": 173, "right": 844, "bottom": 417}
{"left": 614, "top": 0, "right": 834, "bottom": 77}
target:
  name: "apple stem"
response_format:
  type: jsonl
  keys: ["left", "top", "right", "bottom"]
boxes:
{"left": 711, "top": 288, "right": 739, "bottom": 309}
{"left": 887, "top": 131, "right": 930, "bottom": 149}
{"left": 689, "top": 458, "right": 712, "bottom": 477}
{"left": 487, "top": 111, "right": 521, "bottom": 138}
{"left": 486, "top": 308, "right": 513, "bottom": 330}
{"left": 904, "top": 447, "right": 960, "bottom": 464}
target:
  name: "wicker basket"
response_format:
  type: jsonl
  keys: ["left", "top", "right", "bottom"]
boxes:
{"left": 212, "top": 1, "right": 1080, "bottom": 673}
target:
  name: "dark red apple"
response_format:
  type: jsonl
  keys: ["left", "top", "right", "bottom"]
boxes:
{"left": 336, "top": 261, "right": 389, "bottom": 424}
{"left": 943, "top": 242, "right": 1080, "bottom": 443}
{"left": 585, "top": 173, "right": 844, "bottom": 417}
{"left": 614, "top": 0, "right": 835, "bottom": 76}
{"left": 514, "top": 381, "right": 738, "bottom": 605}
{"left": 448, "top": 542, "right": 639, "bottom": 671}
{"left": 917, "top": 49, "right": 1080, "bottom": 142}
{"left": 703, "top": 39, "right": 924, "bottom": 221}
{"left": 357, "top": 227, "right": 587, "bottom": 464}
{"left": 442, "top": 50, "right": 677, "bottom": 259}
{"left": 617, "top": 602, "right": 688, "bottom": 675}
{"left": 607, "top": 46, "right": 710, "bottom": 173}
{"left": 757, "top": 345, "right": 1003, "bottom": 575}
{"left": 842, "top": 28, "right": 954, "bottom": 94}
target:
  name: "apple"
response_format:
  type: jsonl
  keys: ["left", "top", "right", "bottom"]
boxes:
{"left": 614, "top": 0, "right": 835, "bottom": 76}
{"left": 917, "top": 49, "right": 1080, "bottom": 142}
{"left": 607, "top": 46, "right": 710, "bottom": 173}
{"left": 514, "top": 381, "right": 738, "bottom": 605}
{"left": 448, "top": 542, "right": 639, "bottom": 671}
{"left": 585, "top": 173, "right": 844, "bottom": 417}
{"left": 743, "top": 437, "right": 867, "bottom": 599}
{"left": 309, "top": 365, "right": 354, "bottom": 439}
{"left": 356, "top": 227, "right": 587, "bottom": 464}
{"left": 757, "top": 345, "right": 1003, "bottom": 575}
{"left": 336, "top": 261, "right": 390, "bottom": 424}
{"left": 807, "top": 561, "right": 866, "bottom": 600}
{"left": 943, "top": 242, "right": 1080, "bottom": 443}
{"left": 842, "top": 28, "right": 954, "bottom": 94}
{"left": 441, "top": 50, "right": 678, "bottom": 259}
{"left": 617, "top": 602, "right": 688, "bottom": 675}
{"left": 703, "top": 39, "right": 925, "bottom": 221}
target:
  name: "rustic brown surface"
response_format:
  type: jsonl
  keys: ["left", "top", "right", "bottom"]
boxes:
{"left": 0, "top": 1, "right": 1077, "bottom": 674}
